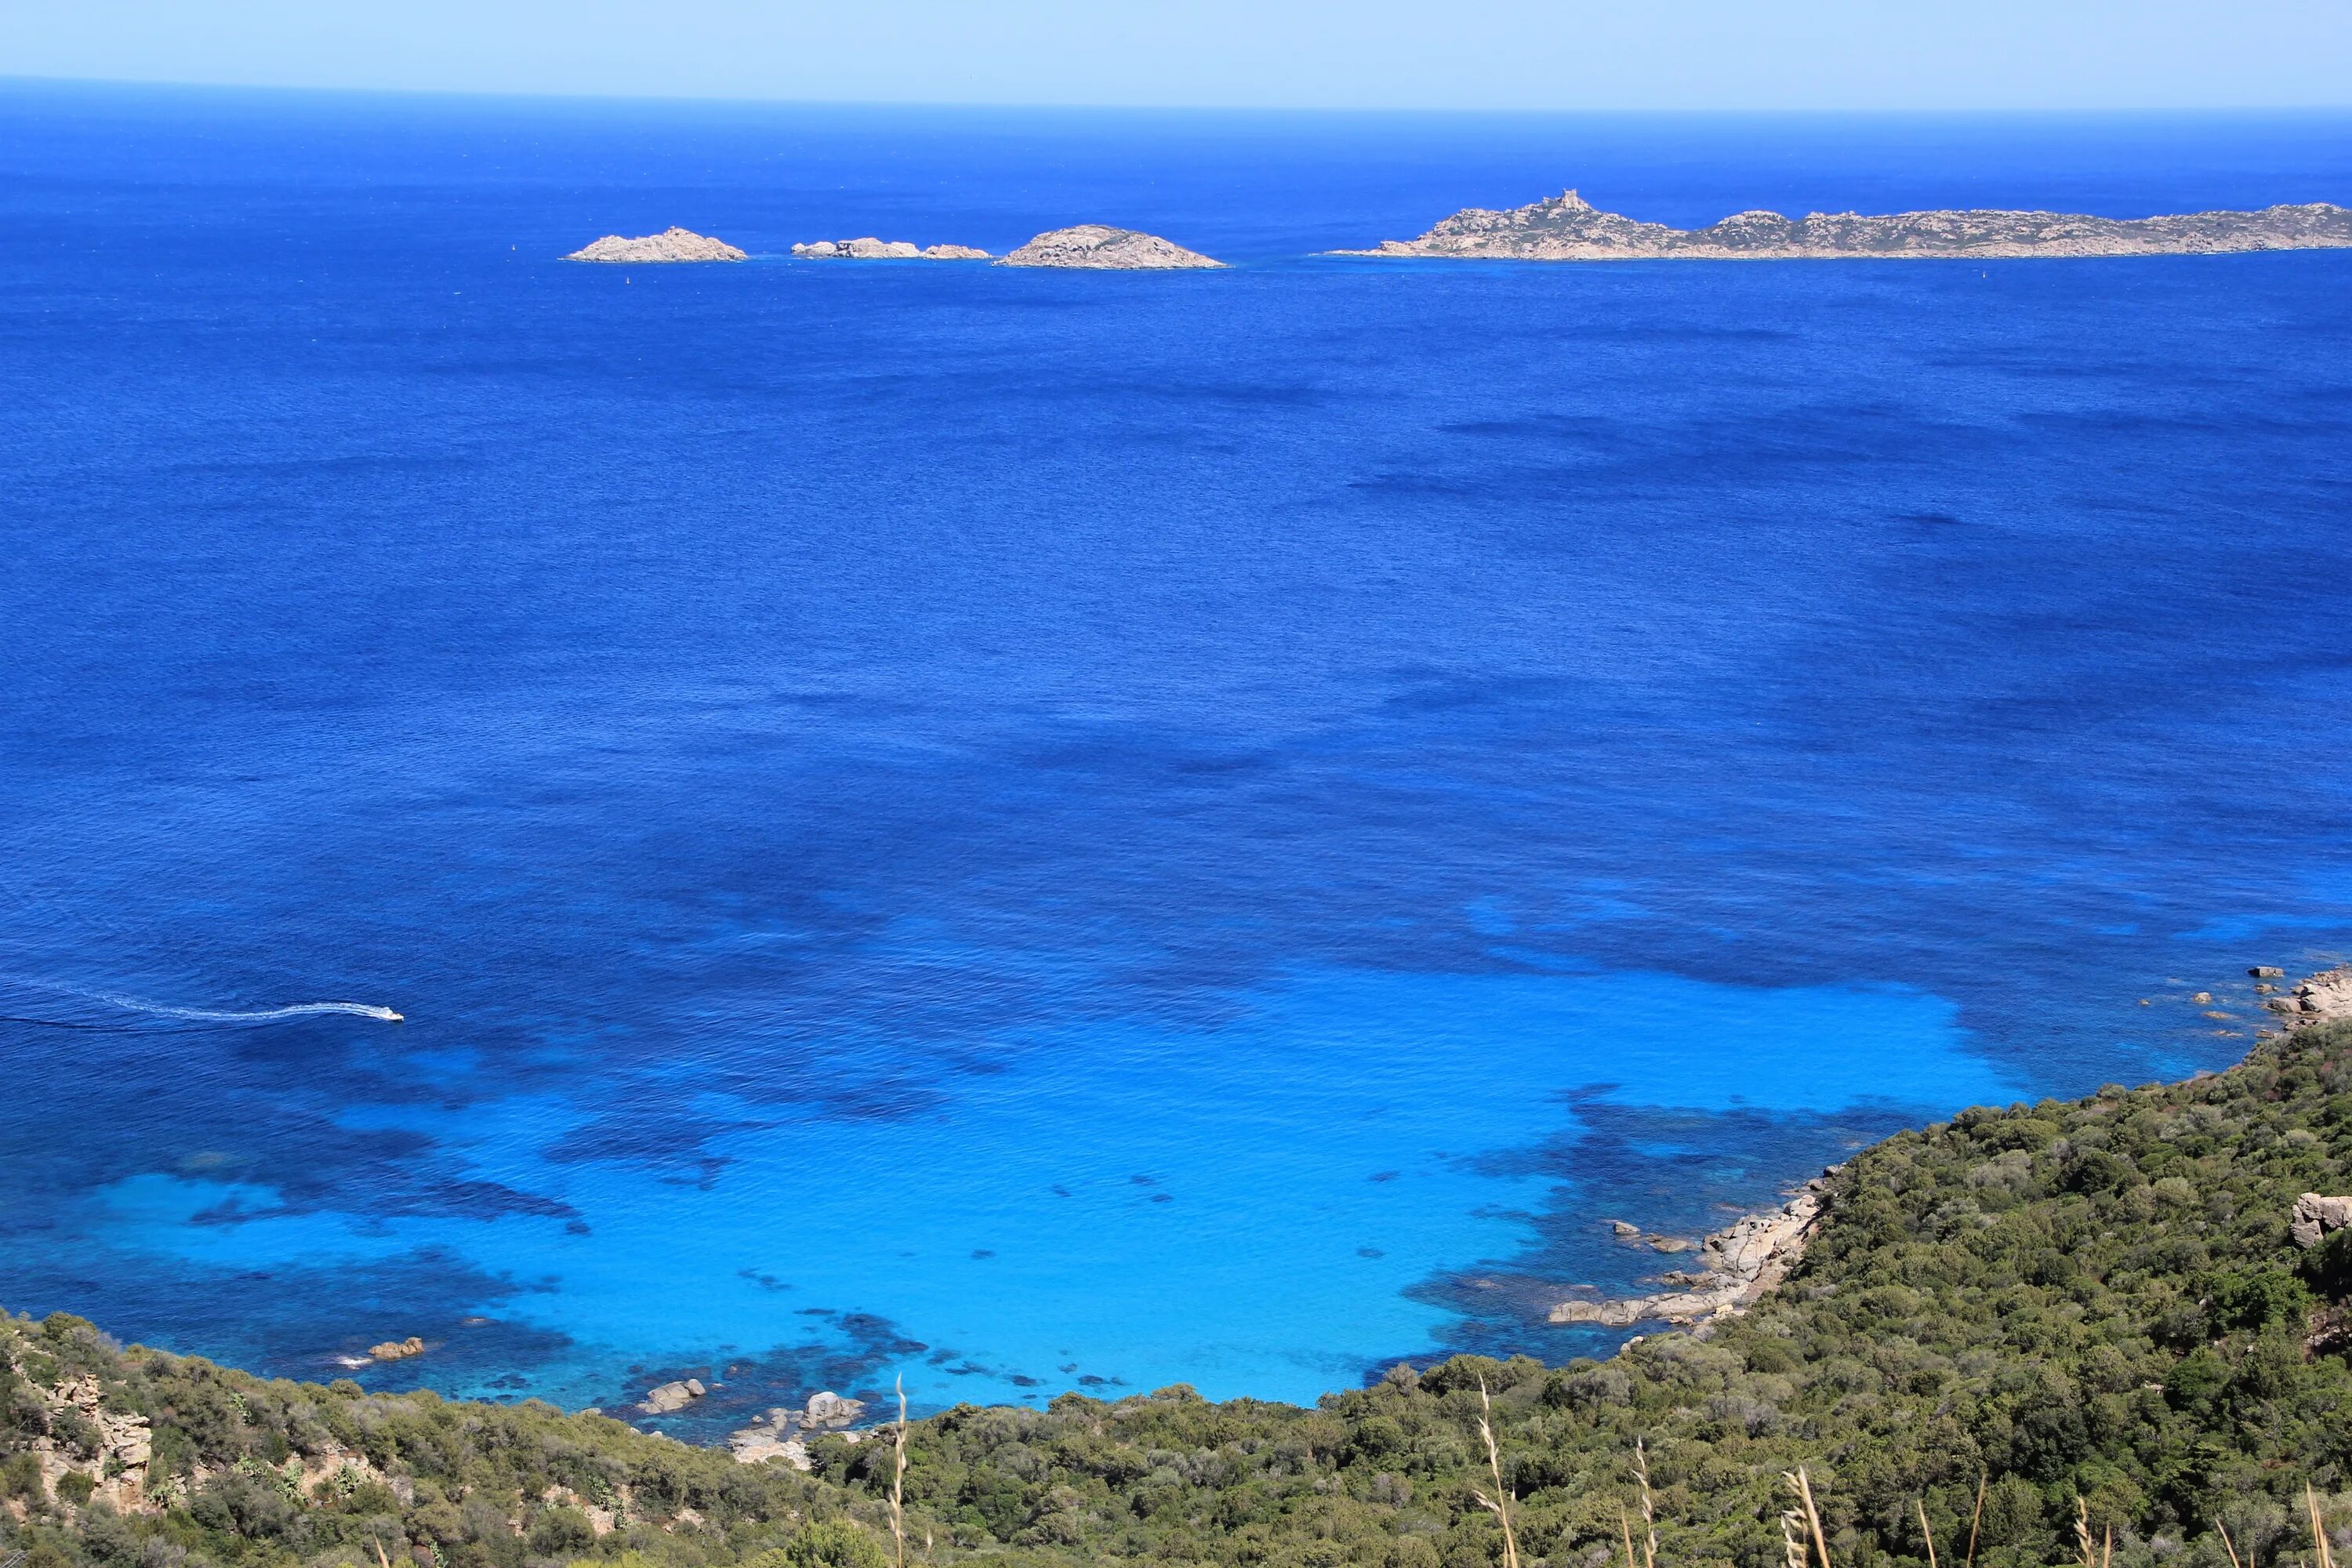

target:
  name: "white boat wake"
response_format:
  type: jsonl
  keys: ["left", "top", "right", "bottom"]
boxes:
{"left": 86, "top": 993, "right": 403, "bottom": 1023}
{"left": 0, "top": 977, "right": 402, "bottom": 1029}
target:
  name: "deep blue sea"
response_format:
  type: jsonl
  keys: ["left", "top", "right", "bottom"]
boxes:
{"left": 5, "top": 81, "right": 2352, "bottom": 1430}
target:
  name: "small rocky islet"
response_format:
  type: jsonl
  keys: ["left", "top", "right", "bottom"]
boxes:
{"left": 791, "top": 238, "right": 991, "bottom": 260}
{"left": 563, "top": 223, "right": 1225, "bottom": 267}
{"left": 563, "top": 227, "right": 748, "bottom": 263}
{"left": 789, "top": 227, "right": 1226, "bottom": 267}
{"left": 994, "top": 224, "right": 1224, "bottom": 269}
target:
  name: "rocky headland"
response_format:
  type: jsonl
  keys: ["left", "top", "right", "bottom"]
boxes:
{"left": 1550, "top": 1175, "right": 1831, "bottom": 1331}
{"left": 791, "top": 238, "right": 991, "bottom": 260}
{"left": 1345, "top": 188, "right": 2352, "bottom": 261}
{"left": 1545, "top": 959, "right": 2351, "bottom": 1337}
{"left": 565, "top": 227, "right": 748, "bottom": 263}
{"left": 996, "top": 225, "right": 1225, "bottom": 269}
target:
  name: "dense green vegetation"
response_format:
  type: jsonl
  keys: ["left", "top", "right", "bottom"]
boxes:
{"left": 10, "top": 1022, "right": 2352, "bottom": 1568}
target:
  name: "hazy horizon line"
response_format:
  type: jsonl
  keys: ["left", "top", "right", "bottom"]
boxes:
{"left": 9, "top": 71, "right": 2352, "bottom": 121}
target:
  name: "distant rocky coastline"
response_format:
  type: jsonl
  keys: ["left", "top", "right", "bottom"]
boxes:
{"left": 997, "top": 225, "right": 1224, "bottom": 269}
{"left": 566, "top": 227, "right": 747, "bottom": 263}
{"left": 792, "top": 238, "right": 990, "bottom": 260}
{"left": 1343, "top": 189, "right": 2352, "bottom": 262}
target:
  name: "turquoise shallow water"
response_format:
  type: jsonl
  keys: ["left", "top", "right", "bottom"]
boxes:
{"left": 78, "top": 969, "right": 2006, "bottom": 1413}
{"left": 2, "top": 84, "right": 2350, "bottom": 1425}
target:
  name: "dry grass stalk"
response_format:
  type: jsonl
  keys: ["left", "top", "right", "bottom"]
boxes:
{"left": 1917, "top": 1499, "right": 1938, "bottom": 1568}
{"left": 2104, "top": 1524, "right": 2114, "bottom": 1568}
{"left": 2077, "top": 1497, "right": 2096, "bottom": 1568}
{"left": 1965, "top": 1475, "right": 1986, "bottom": 1568}
{"left": 2310, "top": 1486, "right": 2336, "bottom": 1568}
{"left": 1472, "top": 1378, "right": 1523, "bottom": 1568}
{"left": 1621, "top": 1509, "right": 1639, "bottom": 1568}
{"left": 373, "top": 1541, "right": 395, "bottom": 1568}
{"left": 1634, "top": 1438, "right": 1659, "bottom": 1568}
{"left": 1784, "top": 1468, "right": 1831, "bottom": 1568}
{"left": 1781, "top": 1510, "right": 1809, "bottom": 1568}
{"left": 2217, "top": 1518, "right": 2245, "bottom": 1568}
{"left": 889, "top": 1376, "right": 909, "bottom": 1568}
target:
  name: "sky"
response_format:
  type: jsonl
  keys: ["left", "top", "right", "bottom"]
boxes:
{"left": 2, "top": 0, "right": 2349, "bottom": 111}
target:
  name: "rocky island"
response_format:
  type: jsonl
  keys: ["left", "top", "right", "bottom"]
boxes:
{"left": 791, "top": 238, "right": 991, "bottom": 260}
{"left": 564, "top": 227, "right": 748, "bottom": 263}
{"left": 996, "top": 225, "right": 1225, "bottom": 269}
{"left": 1346, "top": 187, "right": 2352, "bottom": 261}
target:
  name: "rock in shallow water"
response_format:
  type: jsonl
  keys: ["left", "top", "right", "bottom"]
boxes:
{"left": 638, "top": 1378, "right": 704, "bottom": 1414}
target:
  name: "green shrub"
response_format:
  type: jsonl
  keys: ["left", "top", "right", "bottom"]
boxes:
{"left": 528, "top": 1504, "right": 596, "bottom": 1555}
{"left": 2, "top": 1448, "right": 44, "bottom": 1501}
{"left": 768, "top": 1519, "right": 888, "bottom": 1568}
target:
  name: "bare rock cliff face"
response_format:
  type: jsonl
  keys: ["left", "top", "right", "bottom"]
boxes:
{"left": 1349, "top": 189, "right": 2352, "bottom": 261}
{"left": 566, "top": 228, "right": 749, "bottom": 263}
{"left": 997, "top": 225, "right": 1225, "bottom": 270}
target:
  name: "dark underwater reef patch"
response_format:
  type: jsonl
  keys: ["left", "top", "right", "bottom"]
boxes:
{"left": 0, "top": 1011, "right": 578, "bottom": 1229}
{"left": 543, "top": 1108, "right": 776, "bottom": 1191}
{"left": 601, "top": 1312, "right": 933, "bottom": 1443}
{"left": 0, "top": 1243, "right": 571, "bottom": 1390}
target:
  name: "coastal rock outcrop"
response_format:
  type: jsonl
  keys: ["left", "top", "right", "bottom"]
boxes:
{"left": 367, "top": 1335, "right": 426, "bottom": 1362}
{"left": 996, "top": 225, "right": 1225, "bottom": 270}
{"left": 1344, "top": 188, "right": 2352, "bottom": 262}
{"left": 725, "top": 1412, "right": 812, "bottom": 1470}
{"left": 2261, "top": 965, "right": 2352, "bottom": 1030}
{"left": 566, "top": 228, "right": 748, "bottom": 263}
{"left": 791, "top": 238, "right": 991, "bottom": 260}
{"left": 720, "top": 1389, "right": 864, "bottom": 1469}
{"left": 1551, "top": 1174, "right": 1832, "bottom": 1330}
{"left": 11, "top": 1371, "right": 154, "bottom": 1512}
{"left": 800, "top": 1390, "right": 865, "bottom": 1428}
{"left": 2292, "top": 1192, "right": 2352, "bottom": 1249}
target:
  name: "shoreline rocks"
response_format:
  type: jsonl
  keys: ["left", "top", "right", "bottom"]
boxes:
{"left": 2260, "top": 965, "right": 2352, "bottom": 1032}
{"left": 997, "top": 225, "right": 1224, "bottom": 270}
{"left": 792, "top": 238, "right": 991, "bottom": 260}
{"left": 366, "top": 1335, "right": 426, "bottom": 1362}
{"left": 638, "top": 1377, "right": 706, "bottom": 1415}
{"left": 723, "top": 1390, "right": 867, "bottom": 1470}
{"left": 1341, "top": 188, "right": 2352, "bottom": 262}
{"left": 1551, "top": 1174, "right": 1833, "bottom": 1331}
{"left": 567, "top": 228, "right": 747, "bottom": 263}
